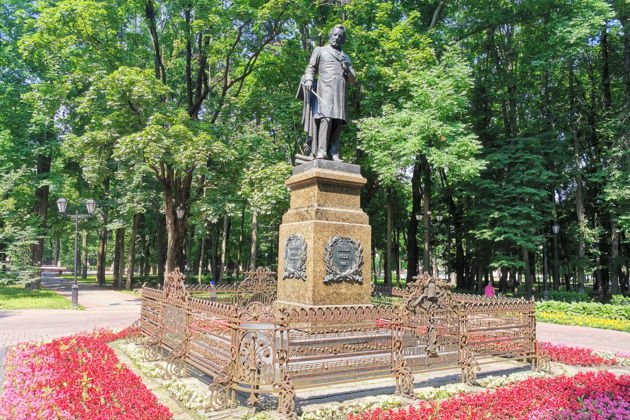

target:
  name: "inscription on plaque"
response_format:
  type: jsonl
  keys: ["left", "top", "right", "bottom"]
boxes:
{"left": 283, "top": 234, "right": 307, "bottom": 280}
{"left": 324, "top": 236, "right": 363, "bottom": 283}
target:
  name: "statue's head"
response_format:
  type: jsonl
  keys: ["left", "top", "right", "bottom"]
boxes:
{"left": 328, "top": 25, "right": 346, "bottom": 49}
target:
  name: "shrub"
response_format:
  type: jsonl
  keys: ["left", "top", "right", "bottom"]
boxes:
{"left": 611, "top": 294, "right": 630, "bottom": 305}
{"left": 536, "top": 290, "right": 592, "bottom": 302}
{"left": 536, "top": 300, "right": 630, "bottom": 320}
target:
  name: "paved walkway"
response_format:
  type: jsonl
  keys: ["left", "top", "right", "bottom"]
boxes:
{"left": 537, "top": 322, "right": 630, "bottom": 354}
{"left": 0, "top": 274, "right": 140, "bottom": 347}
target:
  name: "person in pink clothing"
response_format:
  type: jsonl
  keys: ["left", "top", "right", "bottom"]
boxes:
{"left": 484, "top": 283, "right": 496, "bottom": 297}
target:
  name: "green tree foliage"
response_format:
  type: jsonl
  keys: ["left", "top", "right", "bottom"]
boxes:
{"left": 357, "top": 47, "right": 484, "bottom": 186}
{"left": 0, "top": 0, "right": 627, "bottom": 298}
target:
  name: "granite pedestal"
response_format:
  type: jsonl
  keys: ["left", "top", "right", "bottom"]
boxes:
{"left": 277, "top": 159, "right": 372, "bottom": 306}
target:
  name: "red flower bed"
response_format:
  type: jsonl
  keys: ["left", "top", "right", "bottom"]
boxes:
{"left": 0, "top": 328, "right": 171, "bottom": 420}
{"left": 349, "top": 371, "right": 630, "bottom": 419}
{"left": 539, "top": 341, "right": 618, "bottom": 366}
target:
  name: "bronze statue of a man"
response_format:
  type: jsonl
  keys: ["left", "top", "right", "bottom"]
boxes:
{"left": 297, "top": 25, "right": 356, "bottom": 161}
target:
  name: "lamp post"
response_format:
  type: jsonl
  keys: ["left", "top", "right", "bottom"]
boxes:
{"left": 57, "top": 198, "right": 97, "bottom": 308}
{"left": 176, "top": 205, "right": 185, "bottom": 272}
{"left": 552, "top": 221, "right": 560, "bottom": 291}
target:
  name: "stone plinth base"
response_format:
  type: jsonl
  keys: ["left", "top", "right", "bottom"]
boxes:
{"left": 277, "top": 160, "right": 372, "bottom": 306}
{"left": 274, "top": 300, "right": 374, "bottom": 310}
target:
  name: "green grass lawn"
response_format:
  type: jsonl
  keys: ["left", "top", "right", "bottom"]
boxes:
{"left": 59, "top": 274, "right": 159, "bottom": 289}
{"left": 0, "top": 284, "right": 75, "bottom": 309}
{"left": 118, "top": 289, "right": 140, "bottom": 297}
{"left": 59, "top": 274, "right": 114, "bottom": 285}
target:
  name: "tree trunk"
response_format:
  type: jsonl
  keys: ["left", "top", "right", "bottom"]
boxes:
{"left": 97, "top": 228, "right": 108, "bottom": 286}
{"left": 81, "top": 232, "right": 88, "bottom": 280}
{"left": 509, "top": 267, "right": 517, "bottom": 294}
{"left": 163, "top": 191, "right": 188, "bottom": 274}
{"left": 197, "top": 232, "right": 206, "bottom": 284}
{"left": 140, "top": 234, "right": 146, "bottom": 280}
{"left": 456, "top": 235, "right": 465, "bottom": 289}
{"left": 126, "top": 214, "right": 140, "bottom": 290}
{"left": 96, "top": 179, "right": 109, "bottom": 286}
{"left": 118, "top": 232, "right": 126, "bottom": 284}
{"left": 395, "top": 228, "right": 401, "bottom": 287}
{"left": 210, "top": 223, "right": 219, "bottom": 281}
{"left": 154, "top": 202, "right": 166, "bottom": 285}
{"left": 530, "top": 248, "right": 537, "bottom": 292}
{"left": 499, "top": 267, "right": 508, "bottom": 293}
{"left": 219, "top": 214, "right": 231, "bottom": 282}
{"left": 610, "top": 217, "right": 620, "bottom": 294}
{"left": 406, "top": 156, "right": 421, "bottom": 281}
{"left": 249, "top": 210, "right": 258, "bottom": 271}
{"left": 372, "top": 247, "right": 378, "bottom": 280}
{"left": 385, "top": 197, "right": 393, "bottom": 287}
{"left": 113, "top": 227, "right": 125, "bottom": 289}
{"left": 477, "top": 259, "right": 484, "bottom": 295}
{"left": 53, "top": 237, "right": 60, "bottom": 266}
{"left": 428, "top": 1, "right": 445, "bottom": 30}
{"left": 31, "top": 154, "right": 51, "bottom": 289}
{"left": 602, "top": 23, "right": 612, "bottom": 110}
{"left": 421, "top": 155, "right": 432, "bottom": 274}
{"left": 569, "top": 66, "right": 587, "bottom": 294}
{"left": 521, "top": 246, "right": 533, "bottom": 297}
{"left": 185, "top": 228, "right": 193, "bottom": 274}
{"left": 574, "top": 162, "right": 587, "bottom": 294}
{"left": 441, "top": 175, "right": 465, "bottom": 288}
{"left": 145, "top": 0, "right": 166, "bottom": 83}
{"left": 142, "top": 223, "right": 150, "bottom": 281}
{"left": 236, "top": 205, "right": 245, "bottom": 278}
{"left": 620, "top": 15, "right": 630, "bottom": 107}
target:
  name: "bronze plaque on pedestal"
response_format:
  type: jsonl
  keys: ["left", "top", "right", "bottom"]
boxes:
{"left": 324, "top": 236, "right": 363, "bottom": 283}
{"left": 283, "top": 234, "right": 307, "bottom": 280}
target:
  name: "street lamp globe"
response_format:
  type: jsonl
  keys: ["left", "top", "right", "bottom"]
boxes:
{"left": 86, "top": 199, "right": 97, "bottom": 215}
{"left": 552, "top": 222, "right": 560, "bottom": 235}
{"left": 176, "top": 205, "right": 185, "bottom": 219}
{"left": 56, "top": 197, "right": 68, "bottom": 214}
{"left": 436, "top": 214, "right": 444, "bottom": 222}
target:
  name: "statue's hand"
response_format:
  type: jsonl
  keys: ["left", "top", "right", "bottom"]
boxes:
{"left": 303, "top": 80, "right": 312, "bottom": 90}
{"left": 341, "top": 60, "right": 349, "bottom": 73}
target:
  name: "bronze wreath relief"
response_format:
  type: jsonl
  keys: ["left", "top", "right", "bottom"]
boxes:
{"left": 323, "top": 235, "right": 364, "bottom": 283}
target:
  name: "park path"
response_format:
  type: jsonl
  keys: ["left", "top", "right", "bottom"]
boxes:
{"left": 0, "top": 273, "right": 140, "bottom": 347}
{"left": 536, "top": 322, "right": 629, "bottom": 354}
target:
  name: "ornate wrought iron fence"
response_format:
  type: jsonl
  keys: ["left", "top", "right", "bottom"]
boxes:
{"left": 137, "top": 269, "right": 548, "bottom": 419}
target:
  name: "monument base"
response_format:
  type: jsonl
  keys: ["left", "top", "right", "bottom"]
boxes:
{"left": 277, "top": 160, "right": 372, "bottom": 306}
